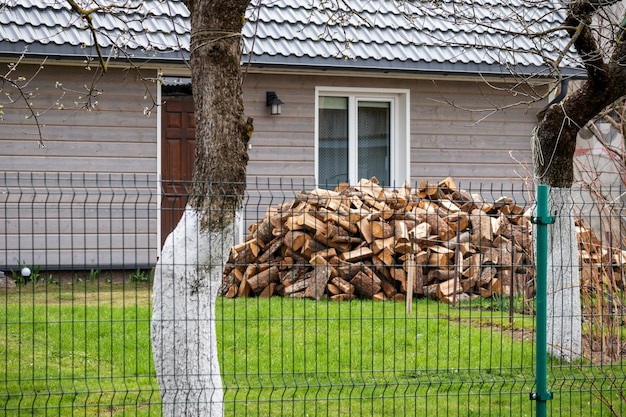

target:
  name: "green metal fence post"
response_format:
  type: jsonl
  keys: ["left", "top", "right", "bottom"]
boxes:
{"left": 531, "top": 184, "right": 554, "bottom": 417}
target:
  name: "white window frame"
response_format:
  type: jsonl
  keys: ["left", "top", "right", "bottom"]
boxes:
{"left": 315, "top": 86, "right": 410, "bottom": 187}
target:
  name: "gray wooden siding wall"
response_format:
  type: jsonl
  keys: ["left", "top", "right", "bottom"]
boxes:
{"left": 243, "top": 73, "right": 541, "bottom": 187}
{"left": 1, "top": 65, "right": 159, "bottom": 270}
{"left": 240, "top": 72, "right": 542, "bottom": 229}
{"left": 1, "top": 65, "right": 542, "bottom": 269}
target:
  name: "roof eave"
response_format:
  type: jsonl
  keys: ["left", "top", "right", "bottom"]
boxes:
{"left": 0, "top": 42, "right": 189, "bottom": 66}
{"left": 244, "top": 55, "right": 585, "bottom": 80}
{"left": 0, "top": 43, "right": 584, "bottom": 81}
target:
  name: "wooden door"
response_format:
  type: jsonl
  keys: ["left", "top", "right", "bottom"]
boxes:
{"left": 161, "top": 96, "right": 195, "bottom": 244}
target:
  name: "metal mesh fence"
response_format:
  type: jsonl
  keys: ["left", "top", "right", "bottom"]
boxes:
{"left": 1, "top": 172, "right": 625, "bottom": 416}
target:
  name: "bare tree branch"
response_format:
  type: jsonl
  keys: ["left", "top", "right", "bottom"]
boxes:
{"left": 0, "top": 55, "right": 51, "bottom": 148}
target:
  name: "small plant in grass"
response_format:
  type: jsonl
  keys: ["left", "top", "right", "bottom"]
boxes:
{"left": 89, "top": 268, "right": 101, "bottom": 283}
{"left": 491, "top": 294, "right": 535, "bottom": 315}
{"left": 130, "top": 268, "right": 151, "bottom": 283}
{"left": 46, "top": 274, "right": 57, "bottom": 285}
{"left": 458, "top": 294, "right": 534, "bottom": 316}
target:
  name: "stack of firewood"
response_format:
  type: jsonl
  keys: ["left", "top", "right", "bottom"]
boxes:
{"left": 221, "top": 177, "right": 626, "bottom": 303}
{"left": 220, "top": 177, "right": 538, "bottom": 304}
{"left": 577, "top": 218, "right": 626, "bottom": 293}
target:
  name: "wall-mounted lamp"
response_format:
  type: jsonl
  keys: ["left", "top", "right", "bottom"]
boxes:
{"left": 266, "top": 91, "right": 284, "bottom": 115}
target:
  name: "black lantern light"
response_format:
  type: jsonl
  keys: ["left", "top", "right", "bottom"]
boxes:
{"left": 266, "top": 91, "right": 283, "bottom": 115}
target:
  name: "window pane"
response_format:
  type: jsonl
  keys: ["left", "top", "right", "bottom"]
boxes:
{"left": 318, "top": 97, "right": 348, "bottom": 189}
{"left": 358, "top": 101, "right": 390, "bottom": 186}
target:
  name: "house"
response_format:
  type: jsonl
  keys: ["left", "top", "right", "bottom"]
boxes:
{"left": 0, "top": 0, "right": 577, "bottom": 271}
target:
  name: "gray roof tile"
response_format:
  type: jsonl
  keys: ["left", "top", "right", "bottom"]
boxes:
{"left": 0, "top": 0, "right": 579, "bottom": 76}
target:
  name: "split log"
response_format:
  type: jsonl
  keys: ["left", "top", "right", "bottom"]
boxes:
{"left": 247, "top": 266, "right": 280, "bottom": 294}
{"left": 341, "top": 246, "right": 373, "bottom": 262}
{"left": 470, "top": 209, "right": 493, "bottom": 248}
{"left": 357, "top": 217, "right": 374, "bottom": 244}
{"left": 331, "top": 276, "right": 355, "bottom": 294}
{"left": 284, "top": 231, "right": 306, "bottom": 251}
{"left": 351, "top": 269, "right": 382, "bottom": 298}
{"left": 259, "top": 283, "right": 276, "bottom": 298}
{"left": 327, "top": 282, "right": 341, "bottom": 295}
{"left": 306, "top": 265, "right": 332, "bottom": 300}
{"left": 330, "top": 294, "right": 357, "bottom": 301}
{"left": 372, "top": 220, "right": 395, "bottom": 239}
{"left": 437, "top": 278, "right": 463, "bottom": 298}
{"left": 284, "top": 276, "right": 310, "bottom": 296}
{"left": 257, "top": 237, "right": 283, "bottom": 264}
{"left": 382, "top": 278, "right": 397, "bottom": 298}
{"left": 301, "top": 236, "right": 327, "bottom": 259}
{"left": 254, "top": 217, "right": 274, "bottom": 244}
{"left": 372, "top": 237, "right": 396, "bottom": 255}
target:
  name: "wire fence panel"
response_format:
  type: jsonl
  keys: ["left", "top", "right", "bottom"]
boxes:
{"left": 1, "top": 172, "right": 160, "bottom": 416}
{"left": 1, "top": 172, "right": 625, "bottom": 416}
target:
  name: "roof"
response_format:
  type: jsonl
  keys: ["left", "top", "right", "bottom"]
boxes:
{"left": 0, "top": 0, "right": 578, "bottom": 77}
{"left": 0, "top": 0, "right": 190, "bottom": 63}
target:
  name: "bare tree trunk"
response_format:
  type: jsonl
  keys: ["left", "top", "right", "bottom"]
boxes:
{"left": 545, "top": 189, "right": 583, "bottom": 361}
{"left": 151, "top": 1, "right": 250, "bottom": 415}
{"left": 533, "top": 94, "right": 585, "bottom": 361}
{"left": 533, "top": 0, "right": 626, "bottom": 361}
{"left": 152, "top": 209, "right": 233, "bottom": 416}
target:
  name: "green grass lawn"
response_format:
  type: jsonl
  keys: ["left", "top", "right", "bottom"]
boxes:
{"left": 1, "top": 282, "right": 157, "bottom": 416}
{"left": 1, "top": 282, "right": 625, "bottom": 416}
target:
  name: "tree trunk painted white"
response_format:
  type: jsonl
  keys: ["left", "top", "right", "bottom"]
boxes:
{"left": 546, "top": 188, "right": 583, "bottom": 361}
{"left": 151, "top": 206, "right": 232, "bottom": 416}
